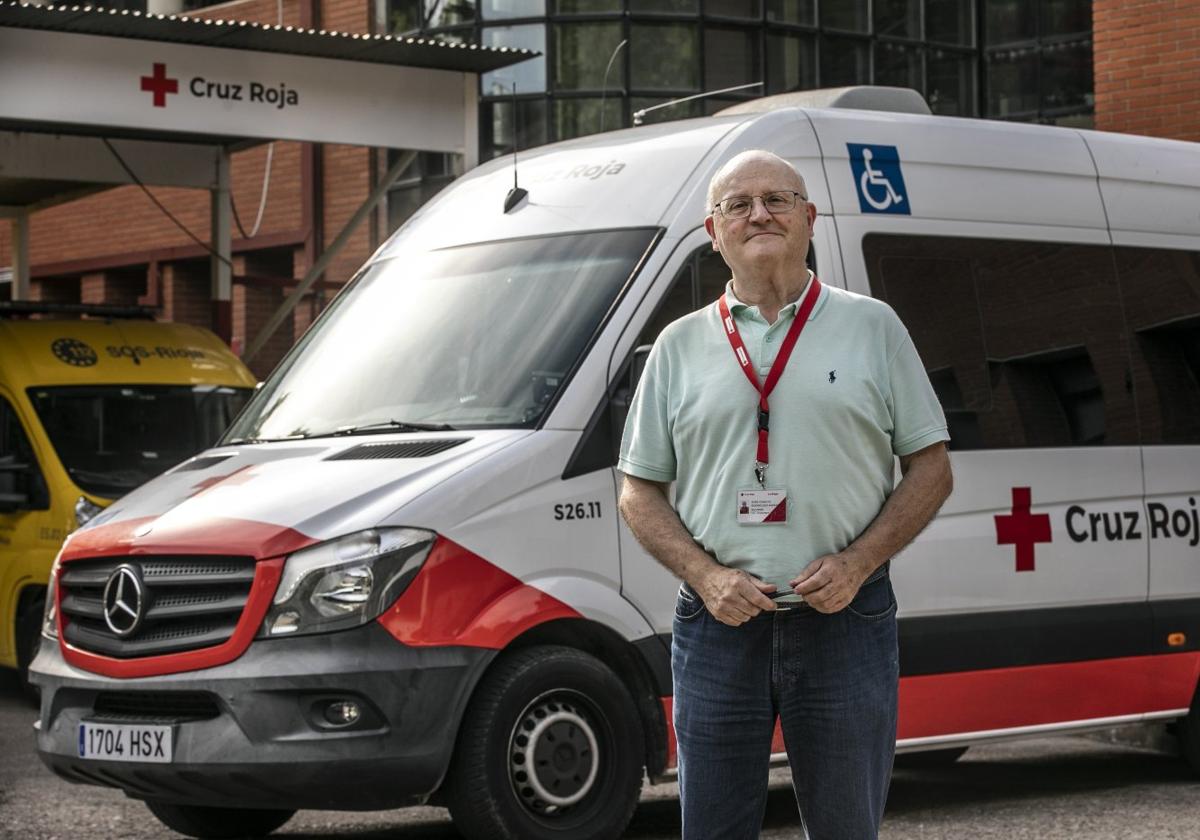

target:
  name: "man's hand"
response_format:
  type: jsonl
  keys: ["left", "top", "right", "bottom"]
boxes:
{"left": 789, "top": 550, "right": 873, "bottom": 614}
{"left": 694, "top": 566, "right": 778, "bottom": 626}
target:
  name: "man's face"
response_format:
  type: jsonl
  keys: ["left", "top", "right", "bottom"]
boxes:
{"left": 703, "top": 157, "right": 817, "bottom": 276}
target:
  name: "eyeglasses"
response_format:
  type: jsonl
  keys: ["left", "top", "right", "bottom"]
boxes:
{"left": 712, "top": 191, "right": 807, "bottom": 219}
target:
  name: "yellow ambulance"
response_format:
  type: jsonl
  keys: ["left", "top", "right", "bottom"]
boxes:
{"left": 0, "top": 304, "right": 255, "bottom": 694}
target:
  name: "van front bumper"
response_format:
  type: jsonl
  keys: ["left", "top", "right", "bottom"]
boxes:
{"left": 29, "top": 622, "right": 493, "bottom": 811}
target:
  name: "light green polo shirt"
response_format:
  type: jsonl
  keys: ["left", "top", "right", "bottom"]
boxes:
{"left": 618, "top": 276, "right": 949, "bottom": 595}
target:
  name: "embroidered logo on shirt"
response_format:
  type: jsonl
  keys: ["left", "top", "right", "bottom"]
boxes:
{"left": 828, "top": 370, "right": 837, "bottom": 383}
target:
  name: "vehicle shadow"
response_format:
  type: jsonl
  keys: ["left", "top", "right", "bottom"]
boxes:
{"left": 885, "top": 741, "right": 1197, "bottom": 817}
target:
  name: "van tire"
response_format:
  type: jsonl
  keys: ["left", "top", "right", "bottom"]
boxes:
{"left": 16, "top": 598, "right": 44, "bottom": 706}
{"left": 445, "top": 645, "right": 644, "bottom": 840}
{"left": 143, "top": 802, "right": 294, "bottom": 839}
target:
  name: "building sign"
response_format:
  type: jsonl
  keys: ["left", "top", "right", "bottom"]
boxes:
{"left": 0, "top": 28, "right": 471, "bottom": 152}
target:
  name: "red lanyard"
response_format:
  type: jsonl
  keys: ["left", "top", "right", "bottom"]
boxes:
{"left": 718, "top": 277, "right": 822, "bottom": 486}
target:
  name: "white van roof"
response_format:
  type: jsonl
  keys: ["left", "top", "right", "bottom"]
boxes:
{"left": 372, "top": 91, "right": 1199, "bottom": 260}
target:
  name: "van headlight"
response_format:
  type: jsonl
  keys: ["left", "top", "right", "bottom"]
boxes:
{"left": 43, "top": 556, "right": 61, "bottom": 640}
{"left": 74, "top": 496, "right": 103, "bottom": 528}
{"left": 261, "top": 528, "right": 435, "bottom": 638}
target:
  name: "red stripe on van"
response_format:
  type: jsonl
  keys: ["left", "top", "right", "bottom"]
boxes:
{"left": 660, "top": 653, "right": 1200, "bottom": 769}
{"left": 897, "top": 653, "right": 1200, "bottom": 740}
{"left": 58, "top": 557, "right": 285, "bottom": 679}
{"left": 377, "top": 537, "right": 580, "bottom": 648}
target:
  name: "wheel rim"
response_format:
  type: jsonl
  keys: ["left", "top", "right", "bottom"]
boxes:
{"left": 508, "top": 691, "right": 601, "bottom": 816}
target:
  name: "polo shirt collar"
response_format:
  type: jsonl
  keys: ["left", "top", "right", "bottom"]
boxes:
{"left": 724, "top": 270, "right": 817, "bottom": 320}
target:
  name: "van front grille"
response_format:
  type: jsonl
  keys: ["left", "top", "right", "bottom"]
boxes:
{"left": 59, "top": 555, "right": 255, "bottom": 659}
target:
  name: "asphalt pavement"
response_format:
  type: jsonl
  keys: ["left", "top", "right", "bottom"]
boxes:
{"left": 3, "top": 668, "right": 1200, "bottom": 839}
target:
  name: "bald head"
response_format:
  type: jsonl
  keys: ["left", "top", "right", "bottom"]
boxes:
{"left": 706, "top": 150, "right": 808, "bottom": 215}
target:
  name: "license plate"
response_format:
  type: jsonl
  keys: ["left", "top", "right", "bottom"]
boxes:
{"left": 78, "top": 721, "right": 173, "bottom": 763}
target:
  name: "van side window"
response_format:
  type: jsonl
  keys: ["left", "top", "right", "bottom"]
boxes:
{"left": 0, "top": 398, "right": 49, "bottom": 511}
{"left": 1115, "top": 247, "right": 1200, "bottom": 445}
{"left": 863, "top": 234, "right": 1139, "bottom": 450}
{"left": 638, "top": 239, "right": 816, "bottom": 348}
{"left": 638, "top": 257, "right": 696, "bottom": 348}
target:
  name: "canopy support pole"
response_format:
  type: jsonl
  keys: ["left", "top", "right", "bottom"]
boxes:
{"left": 210, "top": 147, "right": 232, "bottom": 341}
{"left": 11, "top": 210, "right": 30, "bottom": 301}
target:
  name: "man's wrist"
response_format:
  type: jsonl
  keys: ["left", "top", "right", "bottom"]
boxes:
{"left": 842, "top": 545, "right": 882, "bottom": 582}
{"left": 681, "top": 555, "right": 723, "bottom": 595}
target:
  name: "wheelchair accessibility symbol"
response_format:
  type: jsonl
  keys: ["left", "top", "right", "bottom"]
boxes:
{"left": 847, "top": 143, "right": 910, "bottom": 215}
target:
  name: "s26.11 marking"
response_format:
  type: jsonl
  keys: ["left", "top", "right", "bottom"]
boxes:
{"left": 554, "top": 501, "right": 602, "bottom": 521}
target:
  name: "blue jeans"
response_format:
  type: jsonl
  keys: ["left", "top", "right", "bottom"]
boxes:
{"left": 671, "top": 570, "right": 899, "bottom": 840}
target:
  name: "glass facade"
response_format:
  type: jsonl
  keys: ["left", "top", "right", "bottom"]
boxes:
{"left": 380, "top": 0, "right": 1093, "bottom": 226}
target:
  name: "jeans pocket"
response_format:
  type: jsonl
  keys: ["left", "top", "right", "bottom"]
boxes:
{"left": 844, "top": 576, "right": 897, "bottom": 622}
{"left": 674, "top": 583, "right": 706, "bottom": 622}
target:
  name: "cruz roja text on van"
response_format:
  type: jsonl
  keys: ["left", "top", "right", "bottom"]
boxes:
{"left": 188, "top": 77, "right": 300, "bottom": 110}
{"left": 1066, "top": 498, "right": 1200, "bottom": 547}
{"left": 531, "top": 159, "right": 626, "bottom": 184}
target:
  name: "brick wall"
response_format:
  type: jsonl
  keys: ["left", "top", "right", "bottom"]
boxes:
{"left": 1094, "top": 0, "right": 1200, "bottom": 141}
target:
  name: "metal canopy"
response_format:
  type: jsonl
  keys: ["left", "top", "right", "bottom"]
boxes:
{"left": 0, "top": 1, "right": 533, "bottom": 72}
{"left": 0, "top": 1, "right": 533, "bottom": 332}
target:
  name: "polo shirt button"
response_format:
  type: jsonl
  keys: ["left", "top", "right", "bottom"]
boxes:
{"left": 766, "top": 335, "right": 775, "bottom": 342}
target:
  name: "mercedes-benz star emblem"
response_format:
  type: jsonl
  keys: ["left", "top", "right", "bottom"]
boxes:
{"left": 102, "top": 565, "right": 146, "bottom": 637}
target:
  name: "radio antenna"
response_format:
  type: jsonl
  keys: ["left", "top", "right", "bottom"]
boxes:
{"left": 504, "top": 82, "right": 528, "bottom": 213}
{"left": 632, "top": 81, "right": 764, "bottom": 126}
{"left": 599, "top": 38, "right": 628, "bottom": 134}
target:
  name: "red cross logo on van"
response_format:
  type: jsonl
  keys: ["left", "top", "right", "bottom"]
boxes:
{"left": 995, "top": 487, "right": 1052, "bottom": 572}
{"left": 140, "top": 63, "right": 178, "bottom": 108}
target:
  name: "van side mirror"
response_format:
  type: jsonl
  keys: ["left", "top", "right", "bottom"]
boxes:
{"left": 0, "top": 459, "right": 32, "bottom": 513}
{"left": 629, "top": 344, "right": 652, "bottom": 395}
{"left": 0, "top": 457, "right": 49, "bottom": 512}
{"left": 609, "top": 345, "right": 653, "bottom": 460}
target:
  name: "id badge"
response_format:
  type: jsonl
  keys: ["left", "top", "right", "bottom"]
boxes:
{"left": 736, "top": 488, "right": 788, "bottom": 524}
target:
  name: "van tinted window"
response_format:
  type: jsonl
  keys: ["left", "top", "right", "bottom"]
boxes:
{"left": 864, "top": 234, "right": 1138, "bottom": 450}
{"left": 1115, "top": 247, "right": 1200, "bottom": 445}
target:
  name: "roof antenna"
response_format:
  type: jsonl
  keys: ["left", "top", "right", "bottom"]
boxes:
{"left": 504, "top": 83, "right": 528, "bottom": 214}
{"left": 599, "top": 38, "right": 628, "bottom": 133}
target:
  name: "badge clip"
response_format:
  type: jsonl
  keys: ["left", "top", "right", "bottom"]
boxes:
{"left": 754, "top": 462, "right": 766, "bottom": 488}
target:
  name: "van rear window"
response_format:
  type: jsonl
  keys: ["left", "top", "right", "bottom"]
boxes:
{"left": 863, "top": 234, "right": 1200, "bottom": 449}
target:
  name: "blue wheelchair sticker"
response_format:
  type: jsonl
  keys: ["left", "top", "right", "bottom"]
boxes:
{"left": 848, "top": 143, "right": 910, "bottom": 215}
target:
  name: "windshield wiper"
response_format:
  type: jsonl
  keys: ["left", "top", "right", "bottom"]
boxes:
{"left": 223, "top": 434, "right": 307, "bottom": 445}
{"left": 323, "top": 419, "right": 457, "bottom": 437}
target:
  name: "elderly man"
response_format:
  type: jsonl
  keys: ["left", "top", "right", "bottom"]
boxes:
{"left": 617, "top": 150, "right": 953, "bottom": 840}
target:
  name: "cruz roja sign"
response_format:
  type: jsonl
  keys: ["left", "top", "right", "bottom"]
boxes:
{"left": 141, "top": 63, "right": 301, "bottom": 111}
{"left": 1, "top": 28, "right": 472, "bottom": 151}
{"left": 995, "top": 486, "right": 1200, "bottom": 573}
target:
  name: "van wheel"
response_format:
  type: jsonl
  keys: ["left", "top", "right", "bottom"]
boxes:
{"left": 893, "top": 746, "right": 969, "bottom": 768}
{"left": 445, "top": 645, "right": 644, "bottom": 840}
{"left": 144, "top": 802, "right": 294, "bottom": 839}
{"left": 16, "top": 598, "right": 44, "bottom": 706}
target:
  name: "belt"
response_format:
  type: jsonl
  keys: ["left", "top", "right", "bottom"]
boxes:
{"left": 774, "top": 560, "right": 891, "bottom": 612}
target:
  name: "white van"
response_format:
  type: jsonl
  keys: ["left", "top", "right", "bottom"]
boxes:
{"left": 31, "top": 88, "right": 1200, "bottom": 840}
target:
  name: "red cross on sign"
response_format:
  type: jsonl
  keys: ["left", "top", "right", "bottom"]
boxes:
{"left": 140, "top": 63, "right": 178, "bottom": 108}
{"left": 994, "top": 486, "right": 1052, "bottom": 572}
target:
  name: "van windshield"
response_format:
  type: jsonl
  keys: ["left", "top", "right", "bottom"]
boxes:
{"left": 223, "top": 228, "right": 657, "bottom": 441}
{"left": 28, "top": 385, "right": 253, "bottom": 499}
